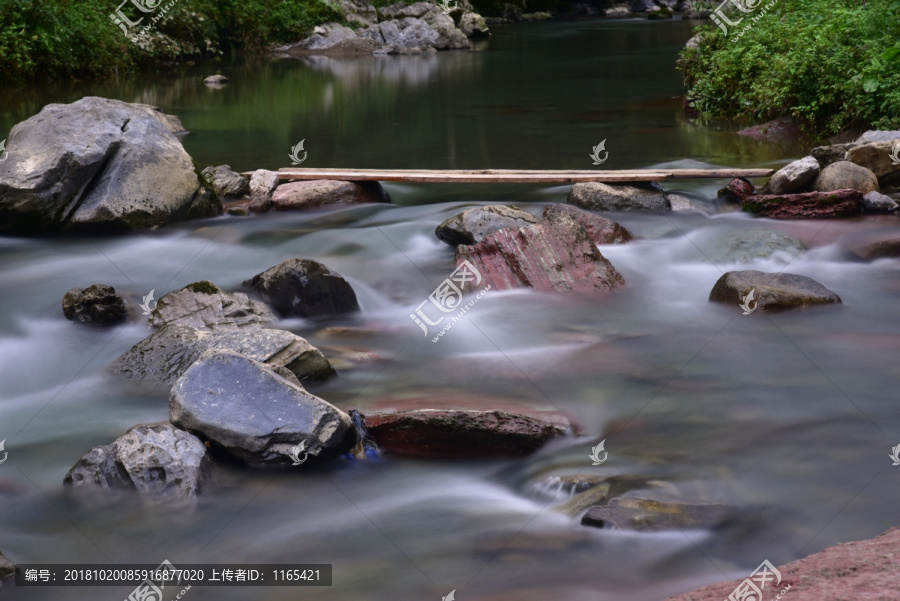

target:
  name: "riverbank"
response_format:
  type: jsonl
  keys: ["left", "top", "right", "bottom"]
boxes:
{"left": 666, "top": 527, "right": 900, "bottom": 601}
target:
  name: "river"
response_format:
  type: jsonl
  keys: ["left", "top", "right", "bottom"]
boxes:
{"left": 1, "top": 16, "right": 899, "bottom": 601}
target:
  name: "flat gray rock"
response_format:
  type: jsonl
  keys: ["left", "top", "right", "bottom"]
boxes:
{"left": 435, "top": 205, "right": 539, "bottom": 246}
{"left": 170, "top": 351, "right": 356, "bottom": 467}
{"left": 709, "top": 270, "right": 841, "bottom": 312}
{"left": 568, "top": 182, "right": 670, "bottom": 212}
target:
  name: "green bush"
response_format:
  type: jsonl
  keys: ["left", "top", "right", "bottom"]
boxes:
{"left": 0, "top": 0, "right": 345, "bottom": 83}
{"left": 678, "top": 0, "right": 900, "bottom": 134}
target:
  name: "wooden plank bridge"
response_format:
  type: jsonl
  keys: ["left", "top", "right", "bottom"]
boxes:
{"left": 239, "top": 167, "right": 775, "bottom": 184}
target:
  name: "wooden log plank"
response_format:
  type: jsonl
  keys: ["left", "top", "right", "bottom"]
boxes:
{"left": 238, "top": 168, "right": 774, "bottom": 183}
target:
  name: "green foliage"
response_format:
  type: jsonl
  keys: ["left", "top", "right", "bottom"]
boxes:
{"left": 0, "top": 0, "right": 344, "bottom": 84}
{"left": 678, "top": 0, "right": 900, "bottom": 133}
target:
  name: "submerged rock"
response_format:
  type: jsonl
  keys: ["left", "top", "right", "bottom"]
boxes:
{"left": 62, "top": 284, "right": 128, "bottom": 327}
{"left": 455, "top": 209, "right": 626, "bottom": 293}
{"left": 569, "top": 182, "right": 670, "bottom": 212}
{"left": 847, "top": 231, "right": 900, "bottom": 261}
{"left": 201, "top": 165, "right": 249, "bottom": 198}
{"left": 582, "top": 498, "right": 732, "bottom": 531}
{"left": 742, "top": 189, "right": 863, "bottom": 218}
{"left": 812, "top": 161, "right": 879, "bottom": 194}
{"left": 0, "top": 96, "right": 220, "bottom": 234}
{"left": 170, "top": 351, "right": 356, "bottom": 467}
{"left": 709, "top": 270, "right": 841, "bottom": 311}
{"left": 702, "top": 228, "right": 805, "bottom": 263}
{"left": 111, "top": 324, "right": 335, "bottom": 389}
{"left": 149, "top": 281, "right": 274, "bottom": 331}
{"left": 244, "top": 258, "right": 360, "bottom": 318}
{"left": 357, "top": 393, "right": 579, "bottom": 458}
{"left": 271, "top": 180, "right": 390, "bottom": 211}
{"left": 64, "top": 424, "right": 211, "bottom": 502}
{"left": 767, "top": 156, "right": 820, "bottom": 194}
{"left": 542, "top": 204, "right": 632, "bottom": 245}
{"left": 435, "top": 205, "right": 539, "bottom": 246}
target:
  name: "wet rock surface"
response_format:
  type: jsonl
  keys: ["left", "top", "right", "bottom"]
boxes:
{"left": 568, "top": 182, "right": 670, "bottom": 212}
{"left": 742, "top": 189, "right": 863, "bottom": 219}
{"left": 148, "top": 281, "right": 274, "bottom": 331}
{"left": 435, "top": 205, "right": 539, "bottom": 246}
{"left": 271, "top": 180, "right": 390, "bottom": 211}
{"left": 64, "top": 424, "right": 211, "bottom": 502}
{"left": 243, "top": 258, "right": 360, "bottom": 318}
{"left": 709, "top": 270, "right": 842, "bottom": 311}
{"left": 62, "top": 284, "right": 128, "bottom": 327}
{"left": 542, "top": 204, "right": 632, "bottom": 245}
{"left": 581, "top": 498, "right": 732, "bottom": 531}
{"left": 170, "top": 351, "right": 355, "bottom": 467}
{"left": 455, "top": 210, "right": 626, "bottom": 293}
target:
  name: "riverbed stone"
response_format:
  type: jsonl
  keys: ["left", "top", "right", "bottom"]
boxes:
{"left": 568, "top": 182, "right": 670, "bottom": 212}
{"left": 848, "top": 231, "right": 900, "bottom": 261}
{"left": 846, "top": 141, "right": 900, "bottom": 181}
{"left": 148, "top": 281, "right": 273, "bottom": 331}
{"left": 203, "top": 74, "right": 229, "bottom": 85}
{"left": 768, "top": 156, "right": 820, "bottom": 194}
{"left": 63, "top": 424, "right": 211, "bottom": 502}
{"left": 862, "top": 191, "right": 899, "bottom": 213}
{"left": 435, "top": 205, "right": 539, "bottom": 246}
{"left": 455, "top": 209, "right": 626, "bottom": 293}
{"left": 459, "top": 12, "right": 490, "bottom": 37}
{"left": 581, "top": 498, "right": 732, "bottom": 531}
{"left": 811, "top": 143, "right": 853, "bottom": 167}
{"left": 356, "top": 393, "right": 579, "bottom": 458}
{"left": 0, "top": 550, "right": 14, "bottom": 581}
{"left": 243, "top": 258, "right": 360, "bottom": 318}
{"left": 709, "top": 270, "right": 841, "bottom": 311}
{"left": 248, "top": 169, "right": 280, "bottom": 213}
{"left": 132, "top": 104, "right": 188, "bottom": 136}
{"left": 170, "top": 351, "right": 356, "bottom": 467}
{"left": 112, "top": 323, "right": 334, "bottom": 389}
{"left": 855, "top": 130, "right": 900, "bottom": 144}
{"left": 271, "top": 180, "right": 390, "bottom": 211}
{"left": 0, "top": 96, "right": 220, "bottom": 234}
{"left": 812, "top": 161, "right": 879, "bottom": 194}
{"left": 201, "top": 165, "right": 249, "bottom": 198}
{"left": 742, "top": 189, "right": 863, "bottom": 218}
{"left": 340, "top": 0, "right": 378, "bottom": 26}
{"left": 542, "top": 204, "right": 632, "bottom": 244}
{"left": 62, "top": 284, "right": 128, "bottom": 327}
{"left": 720, "top": 177, "right": 755, "bottom": 201}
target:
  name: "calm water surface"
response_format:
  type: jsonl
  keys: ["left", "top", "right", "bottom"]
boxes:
{"left": 1, "top": 17, "right": 899, "bottom": 601}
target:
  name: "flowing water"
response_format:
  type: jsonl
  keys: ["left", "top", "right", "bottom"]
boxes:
{"left": 2, "top": 16, "right": 900, "bottom": 601}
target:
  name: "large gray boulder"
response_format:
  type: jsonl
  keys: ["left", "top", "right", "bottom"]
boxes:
{"left": 170, "top": 351, "right": 357, "bottom": 467}
{"left": 568, "top": 182, "right": 670, "bottom": 212}
{"left": 243, "top": 259, "right": 360, "bottom": 318}
{"left": 768, "top": 156, "right": 820, "bottom": 194}
{"left": 812, "top": 161, "right": 879, "bottom": 194}
{"left": 709, "top": 270, "right": 841, "bottom": 312}
{"left": 855, "top": 130, "right": 900, "bottom": 144}
{"left": 377, "top": 1, "right": 435, "bottom": 19}
{"left": 340, "top": 0, "right": 378, "bottom": 26}
{"left": 62, "top": 284, "right": 128, "bottom": 327}
{"left": 846, "top": 141, "right": 900, "bottom": 181}
{"left": 63, "top": 424, "right": 211, "bottom": 502}
{"left": 435, "top": 205, "right": 539, "bottom": 246}
{"left": 0, "top": 97, "right": 220, "bottom": 234}
{"left": 111, "top": 324, "right": 335, "bottom": 389}
{"left": 148, "top": 281, "right": 273, "bottom": 331}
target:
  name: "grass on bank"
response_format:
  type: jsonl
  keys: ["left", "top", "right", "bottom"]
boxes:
{"left": 678, "top": 0, "right": 900, "bottom": 134}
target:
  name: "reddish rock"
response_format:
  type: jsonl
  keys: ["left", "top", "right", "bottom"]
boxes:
{"left": 664, "top": 527, "right": 900, "bottom": 601}
{"left": 848, "top": 231, "right": 900, "bottom": 261}
{"left": 356, "top": 393, "right": 580, "bottom": 458}
{"left": 742, "top": 189, "right": 863, "bottom": 218}
{"left": 271, "top": 180, "right": 390, "bottom": 211}
{"left": 454, "top": 210, "right": 626, "bottom": 293}
{"left": 736, "top": 116, "right": 800, "bottom": 142}
{"left": 727, "top": 178, "right": 755, "bottom": 200}
{"left": 542, "top": 204, "right": 632, "bottom": 244}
